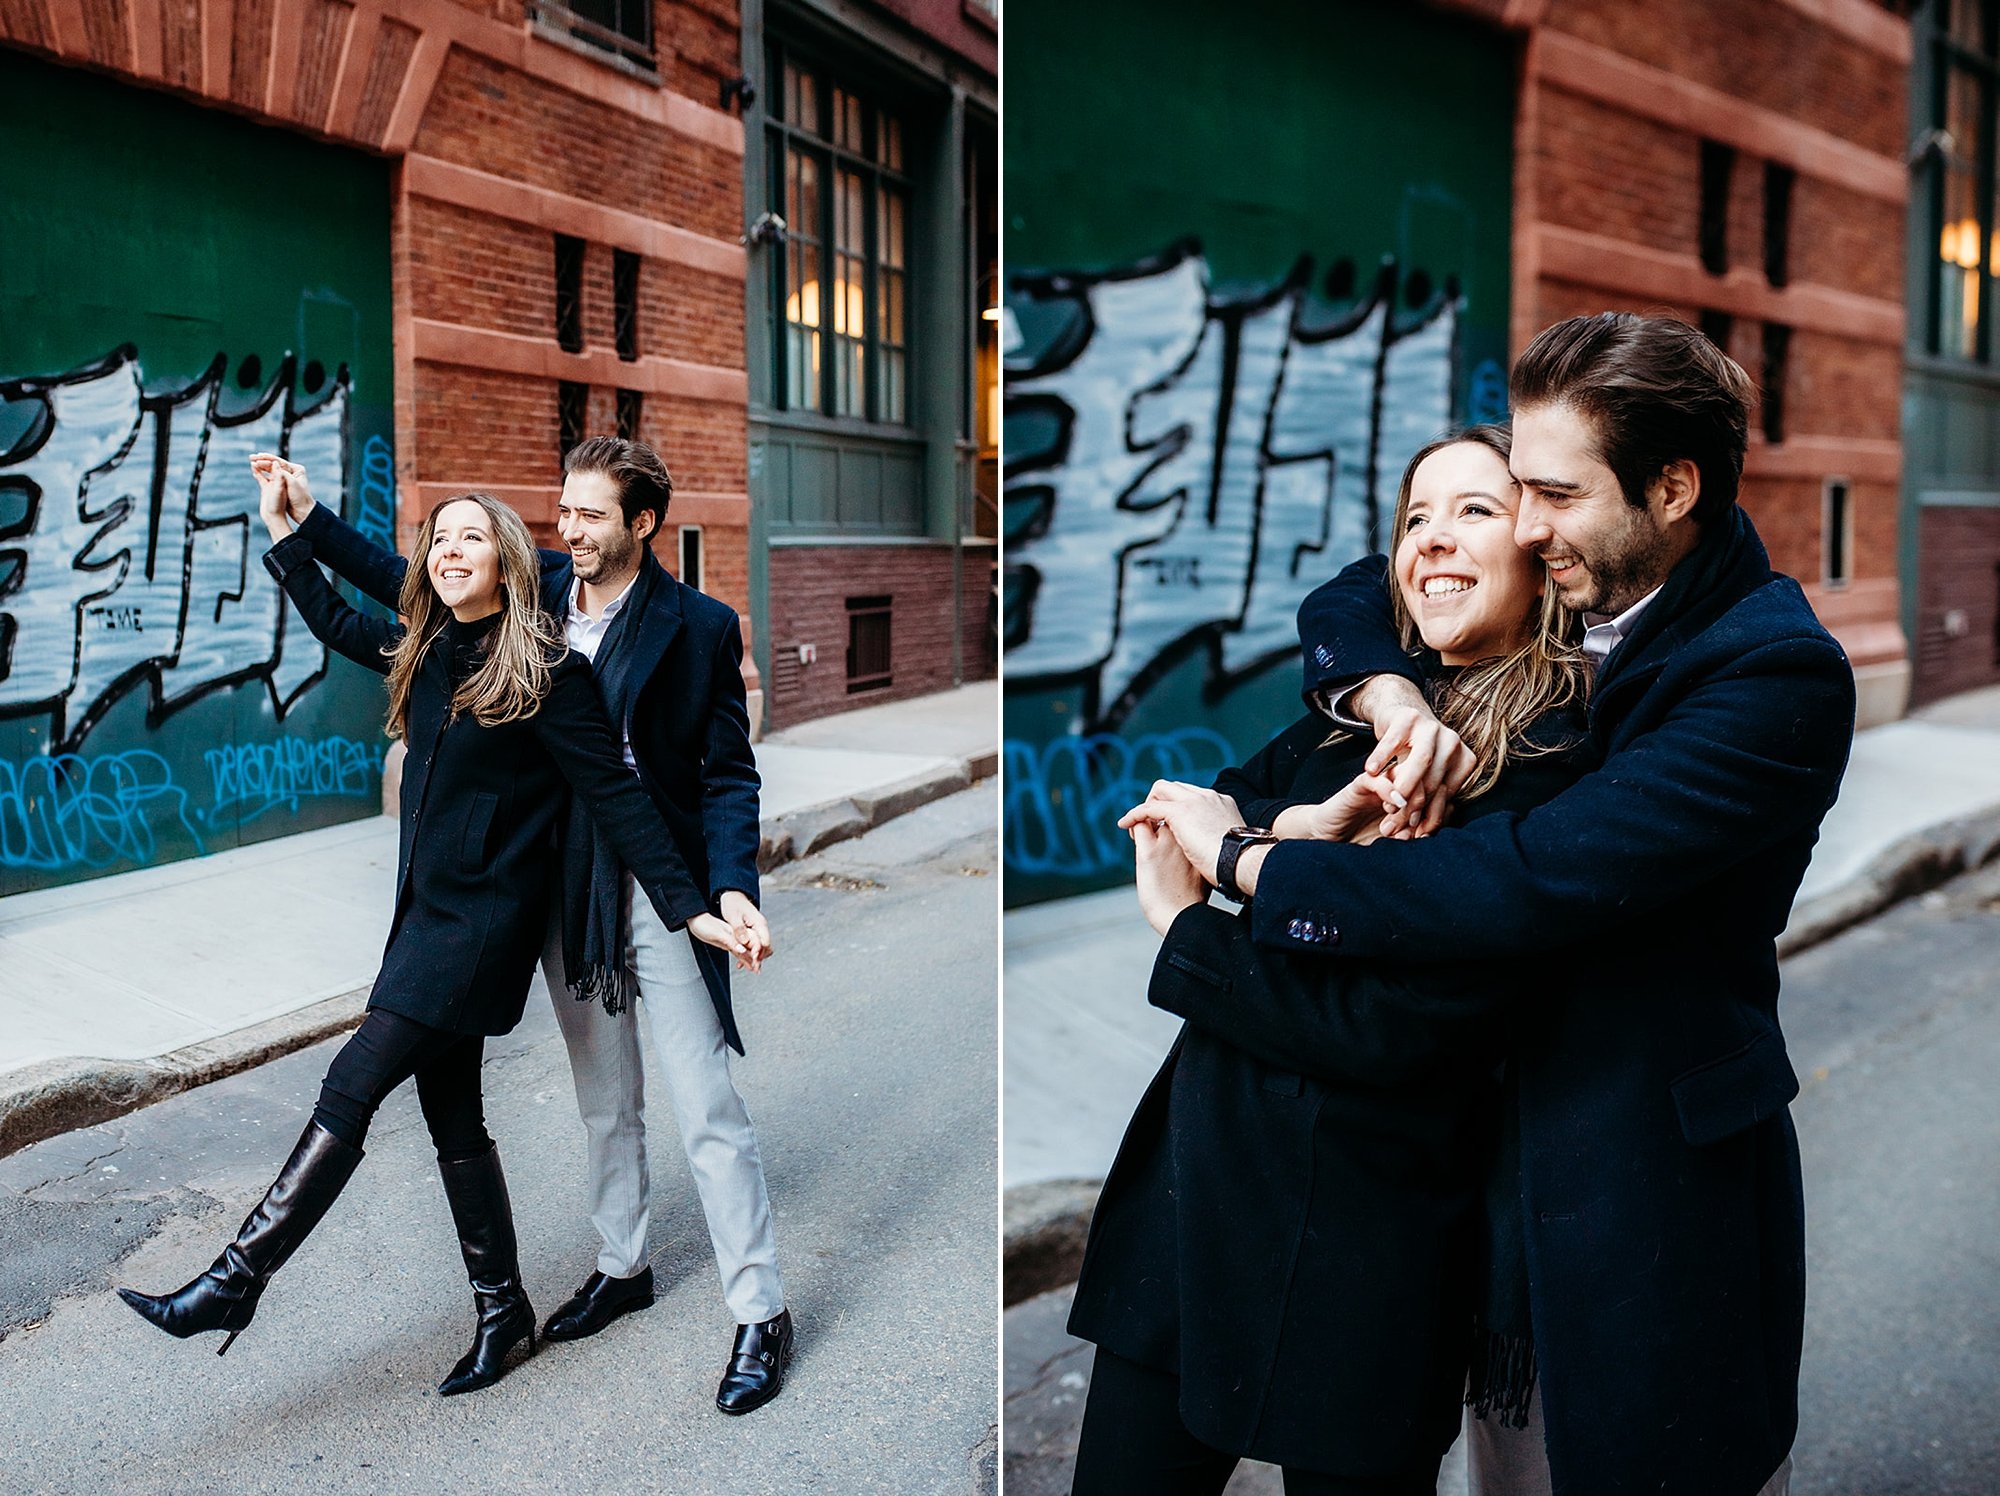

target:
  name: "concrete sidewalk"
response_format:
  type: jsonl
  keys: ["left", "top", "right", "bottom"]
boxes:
{"left": 0, "top": 680, "right": 996, "bottom": 1158}
{"left": 1002, "top": 683, "right": 2000, "bottom": 1289}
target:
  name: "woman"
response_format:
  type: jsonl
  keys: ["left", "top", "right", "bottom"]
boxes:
{"left": 1072, "top": 427, "right": 1590, "bottom": 1493}
{"left": 118, "top": 464, "right": 748, "bottom": 1396}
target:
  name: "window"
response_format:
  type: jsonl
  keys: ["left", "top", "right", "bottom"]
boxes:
{"left": 555, "top": 234, "right": 585, "bottom": 354}
{"left": 769, "top": 50, "right": 913, "bottom": 424}
{"left": 845, "top": 594, "right": 892, "bottom": 692}
{"left": 1699, "top": 140, "right": 1734, "bottom": 275}
{"left": 679, "top": 525, "right": 704, "bottom": 591}
{"left": 1928, "top": 1, "right": 2000, "bottom": 359}
{"left": 1761, "top": 323, "right": 1791, "bottom": 443}
{"left": 1763, "top": 164, "right": 1795, "bottom": 288}
{"left": 1822, "top": 478, "right": 1851, "bottom": 585}
{"left": 528, "top": 1, "right": 654, "bottom": 71}
{"left": 1698, "top": 308, "right": 1734, "bottom": 353}
{"left": 616, "top": 387, "right": 643, "bottom": 441}
{"left": 558, "top": 380, "right": 588, "bottom": 458}
{"left": 613, "top": 249, "right": 640, "bottom": 362}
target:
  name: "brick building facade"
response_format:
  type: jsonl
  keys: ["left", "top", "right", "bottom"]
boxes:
{"left": 0, "top": 0, "right": 763, "bottom": 708}
{"left": 1438, "top": 0, "right": 1915, "bottom": 726}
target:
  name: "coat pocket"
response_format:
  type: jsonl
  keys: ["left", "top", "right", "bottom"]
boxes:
{"left": 1669, "top": 1027, "right": 1800, "bottom": 1147}
{"left": 459, "top": 792, "right": 500, "bottom": 875}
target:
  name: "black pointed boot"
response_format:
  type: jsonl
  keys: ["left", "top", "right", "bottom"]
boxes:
{"left": 436, "top": 1143, "right": 536, "bottom": 1397}
{"left": 118, "top": 1119, "right": 363, "bottom": 1355}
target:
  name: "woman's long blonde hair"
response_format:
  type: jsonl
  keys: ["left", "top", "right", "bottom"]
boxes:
{"left": 382, "top": 492, "right": 564, "bottom": 740}
{"left": 1384, "top": 425, "right": 1587, "bottom": 799}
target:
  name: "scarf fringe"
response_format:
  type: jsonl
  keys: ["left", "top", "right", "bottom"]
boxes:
{"left": 1465, "top": 1327, "right": 1537, "bottom": 1430}
{"left": 570, "top": 965, "right": 638, "bottom": 1017}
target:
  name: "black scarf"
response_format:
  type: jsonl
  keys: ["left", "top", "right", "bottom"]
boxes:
{"left": 559, "top": 554, "right": 661, "bottom": 1015}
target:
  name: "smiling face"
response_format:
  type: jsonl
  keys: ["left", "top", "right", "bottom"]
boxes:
{"left": 426, "top": 498, "right": 503, "bottom": 620}
{"left": 1394, "top": 441, "right": 1544, "bottom": 665}
{"left": 1508, "top": 402, "right": 1691, "bottom": 616}
{"left": 556, "top": 470, "right": 652, "bottom": 589}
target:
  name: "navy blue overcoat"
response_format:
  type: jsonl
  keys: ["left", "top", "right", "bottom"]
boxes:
{"left": 1227, "top": 506, "right": 1855, "bottom": 1496}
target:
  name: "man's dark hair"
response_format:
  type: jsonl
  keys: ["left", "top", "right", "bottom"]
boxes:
{"left": 562, "top": 436, "right": 674, "bottom": 532}
{"left": 1509, "top": 312, "right": 1752, "bottom": 524}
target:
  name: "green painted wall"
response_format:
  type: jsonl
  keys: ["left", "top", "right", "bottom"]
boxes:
{"left": 1002, "top": 0, "right": 1516, "bottom": 904}
{"left": 0, "top": 50, "right": 396, "bottom": 894}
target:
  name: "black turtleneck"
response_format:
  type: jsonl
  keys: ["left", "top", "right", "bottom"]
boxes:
{"left": 440, "top": 610, "right": 501, "bottom": 687}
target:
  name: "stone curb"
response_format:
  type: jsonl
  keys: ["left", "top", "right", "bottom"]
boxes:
{"left": 0, "top": 749, "right": 998, "bottom": 1162}
{"left": 0, "top": 988, "right": 369, "bottom": 1162}
{"left": 1002, "top": 801, "right": 2000, "bottom": 1300}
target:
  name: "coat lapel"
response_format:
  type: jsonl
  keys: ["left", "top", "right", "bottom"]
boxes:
{"left": 609, "top": 550, "right": 684, "bottom": 727}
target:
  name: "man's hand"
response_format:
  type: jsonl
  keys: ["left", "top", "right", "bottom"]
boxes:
{"left": 1116, "top": 781, "right": 1242, "bottom": 889}
{"left": 1131, "top": 818, "right": 1207, "bottom": 937}
{"left": 1351, "top": 675, "right": 1475, "bottom": 837}
{"left": 717, "top": 890, "right": 772, "bottom": 973}
{"left": 687, "top": 911, "right": 753, "bottom": 965}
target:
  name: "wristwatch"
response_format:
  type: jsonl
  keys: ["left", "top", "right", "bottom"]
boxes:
{"left": 1215, "top": 826, "right": 1280, "bottom": 902}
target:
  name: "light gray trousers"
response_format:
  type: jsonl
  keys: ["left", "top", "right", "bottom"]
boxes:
{"left": 542, "top": 878, "right": 785, "bottom": 1324}
{"left": 1464, "top": 1390, "right": 1792, "bottom": 1496}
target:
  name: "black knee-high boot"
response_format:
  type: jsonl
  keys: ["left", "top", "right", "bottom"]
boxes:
{"left": 436, "top": 1143, "right": 536, "bottom": 1396}
{"left": 117, "top": 1120, "right": 363, "bottom": 1354}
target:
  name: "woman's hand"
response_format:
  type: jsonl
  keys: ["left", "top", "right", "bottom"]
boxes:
{"left": 1274, "top": 769, "right": 1406, "bottom": 845}
{"left": 249, "top": 454, "right": 294, "bottom": 543}
{"left": 1116, "top": 782, "right": 1242, "bottom": 889}
{"left": 1132, "top": 818, "right": 1207, "bottom": 937}
{"left": 249, "top": 453, "right": 320, "bottom": 525}
{"left": 687, "top": 912, "right": 754, "bottom": 965}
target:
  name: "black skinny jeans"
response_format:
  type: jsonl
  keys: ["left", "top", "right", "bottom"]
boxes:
{"left": 1071, "top": 1349, "right": 1443, "bottom": 1496}
{"left": 314, "top": 1009, "right": 491, "bottom": 1162}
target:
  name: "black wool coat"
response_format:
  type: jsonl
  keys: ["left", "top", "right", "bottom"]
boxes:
{"left": 265, "top": 533, "right": 710, "bottom": 1037}
{"left": 1068, "top": 708, "right": 1587, "bottom": 1479}
{"left": 295, "top": 503, "right": 763, "bottom": 1053}
{"left": 1249, "top": 506, "right": 1856, "bottom": 1496}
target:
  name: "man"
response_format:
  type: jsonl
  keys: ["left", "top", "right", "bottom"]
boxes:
{"left": 277, "top": 437, "right": 793, "bottom": 1414}
{"left": 1131, "top": 313, "right": 1855, "bottom": 1494}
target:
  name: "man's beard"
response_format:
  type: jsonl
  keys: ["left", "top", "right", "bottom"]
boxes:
{"left": 575, "top": 527, "right": 638, "bottom": 581}
{"left": 1559, "top": 511, "right": 1676, "bottom": 615}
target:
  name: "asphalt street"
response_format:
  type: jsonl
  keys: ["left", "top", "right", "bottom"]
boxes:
{"left": 1004, "top": 858, "right": 2000, "bottom": 1495}
{"left": 0, "top": 785, "right": 999, "bottom": 1496}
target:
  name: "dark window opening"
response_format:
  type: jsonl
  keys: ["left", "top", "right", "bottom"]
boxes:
{"left": 1824, "top": 479, "right": 1850, "bottom": 584}
{"left": 679, "top": 525, "right": 704, "bottom": 591}
{"left": 528, "top": 1, "right": 654, "bottom": 71}
{"left": 845, "top": 594, "right": 892, "bottom": 693}
{"left": 1993, "top": 563, "right": 2000, "bottom": 667}
{"left": 555, "top": 234, "right": 585, "bottom": 353}
{"left": 1763, "top": 163, "right": 1796, "bottom": 288}
{"left": 558, "top": 380, "right": 588, "bottom": 458}
{"left": 1761, "top": 324, "right": 1791, "bottom": 443}
{"left": 613, "top": 249, "right": 640, "bottom": 361}
{"left": 615, "top": 387, "right": 643, "bottom": 441}
{"left": 1699, "top": 140, "right": 1735, "bottom": 275}
{"left": 1698, "top": 308, "right": 1734, "bottom": 352}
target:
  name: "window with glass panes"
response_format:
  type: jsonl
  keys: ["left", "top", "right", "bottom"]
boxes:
{"left": 1929, "top": 0, "right": 2000, "bottom": 359}
{"left": 768, "top": 51, "right": 912, "bottom": 423}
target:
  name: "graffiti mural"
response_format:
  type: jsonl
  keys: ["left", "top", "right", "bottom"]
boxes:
{"left": 205, "top": 733, "right": 385, "bottom": 824}
{"left": 0, "top": 346, "right": 351, "bottom": 751}
{"left": 1003, "top": 241, "right": 1484, "bottom": 884}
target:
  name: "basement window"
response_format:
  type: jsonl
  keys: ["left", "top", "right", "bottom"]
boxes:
{"left": 1764, "top": 163, "right": 1796, "bottom": 288}
{"left": 558, "top": 380, "right": 588, "bottom": 459}
{"left": 679, "top": 525, "right": 704, "bottom": 591}
{"left": 616, "top": 387, "right": 643, "bottom": 442}
{"left": 1698, "top": 308, "right": 1734, "bottom": 352}
{"left": 845, "top": 594, "right": 893, "bottom": 693}
{"left": 613, "top": 249, "right": 640, "bottom": 362}
{"left": 1761, "top": 323, "right": 1791, "bottom": 444}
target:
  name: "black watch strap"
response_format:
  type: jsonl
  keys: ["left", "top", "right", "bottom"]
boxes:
{"left": 1215, "top": 826, "right": 1280, "bottom": 902}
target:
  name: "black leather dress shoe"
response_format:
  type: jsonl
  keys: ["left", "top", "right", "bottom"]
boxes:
{"left": 715, "top": 1308, "right": 794, "bottom": 1415}
{"left": 541, "top": 1266, "right": 655, "bottom": 1342}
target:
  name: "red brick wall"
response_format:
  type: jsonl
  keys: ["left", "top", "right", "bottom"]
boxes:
{"left": 765, "top": 544, "right": 982, "bottom": 727}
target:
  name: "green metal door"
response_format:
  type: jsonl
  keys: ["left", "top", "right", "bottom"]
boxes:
{"left": 0, "top": 51, "right": 396, "bottom": 895}
{"left": 1002, "top": 0, "right": 1516, "bottom": 904}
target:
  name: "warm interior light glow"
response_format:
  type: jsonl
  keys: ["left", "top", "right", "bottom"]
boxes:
{"left": 785, "top": 279, "right": 821, "bottom": 328}
{"left": 981, "top": 306, "right": 1001, "bottom": 322}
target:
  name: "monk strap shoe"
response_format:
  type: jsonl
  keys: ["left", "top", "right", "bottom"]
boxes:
{"left": 715, "top": 1308, "right": 794, "bottom": 1415}
{"left": 542, "top": 1266, "right": 656, "bottom": 1342}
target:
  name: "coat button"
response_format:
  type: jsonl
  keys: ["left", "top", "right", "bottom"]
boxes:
{"left": 1287, "top": 918, "right": 1309, "bottom": 940}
